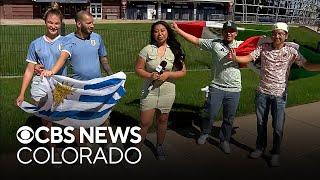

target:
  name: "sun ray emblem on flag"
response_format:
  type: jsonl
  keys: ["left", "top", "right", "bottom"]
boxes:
{"left": 52, "top": 82, "right": 75, "bottom": 107}
{"left": 19, "top": 72, "right": 127, "bottom": 128}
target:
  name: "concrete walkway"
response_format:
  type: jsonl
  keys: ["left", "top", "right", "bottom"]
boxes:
{"left": 131, "top": 101, "right": 320, "bottom": 179}
{"left": 1, "top": 101, "right": 320, "bottom": 179}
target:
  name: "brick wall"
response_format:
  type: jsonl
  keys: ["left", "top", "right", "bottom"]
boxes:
{"left": 0, "top": 5, "right": 4, "bottom": 19}
{"left": 2, "top": 4, "right": 33, "bottom": 19}
{"left": 102, "top": 6, "right": 120, "bottom": 19}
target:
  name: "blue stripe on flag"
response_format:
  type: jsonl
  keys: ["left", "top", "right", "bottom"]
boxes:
{"left": 84, "top": 78, "right": 124, "bottom": 90}
{"left": 79, "top": 94, "right": 113, "bottom": 102}
{"left": 24, "top": 106, "right": 38, "bottom": 110}
{"left": 79, "top": 95, "right": 117, "bottom": 104}
{"left": 79, "top": 86, "right": 126, "bottom": 103}
{"left": 117, "top": 86, "right": 126, "bottom": 96}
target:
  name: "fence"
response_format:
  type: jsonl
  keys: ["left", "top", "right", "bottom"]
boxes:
{"left": 0, "top": 25, "right": 211, "bottom": 77}
{"left": 1, "top": 24, "right": 319, "bottom": 77}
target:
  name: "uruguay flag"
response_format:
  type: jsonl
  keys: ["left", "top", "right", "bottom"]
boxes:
{"left": 20, "top": 72, "right": 126, "bottom": 128}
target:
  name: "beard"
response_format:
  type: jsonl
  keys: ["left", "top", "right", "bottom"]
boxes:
{"left": 80, "top": 26, "right": 92, "bottom": 36}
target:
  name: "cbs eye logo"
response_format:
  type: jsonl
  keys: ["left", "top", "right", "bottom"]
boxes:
{"left": 16, "top": 126, "right": 34, "bottom": 144}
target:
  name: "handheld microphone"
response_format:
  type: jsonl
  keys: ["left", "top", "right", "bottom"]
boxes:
{"left": 155, "top": 61, "right": 167, "bottom": 74}
{"left": 148, "top": 61, "right": 167, "bottom": 91}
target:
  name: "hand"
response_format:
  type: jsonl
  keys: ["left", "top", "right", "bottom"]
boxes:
{"left": 16, "top": 95, "right": 24, "bottom": 107}
{"left": 227, "top": 48, "right": 237, "bottom": 62}
{"left": 171, "top": 21, "right": 179, "bottom": 32}
{"left": 34, "top": 64, "right": 44, "bottom": 75}
{"left": 159, "top": 72, "right": 170, "bottom": 81}
{"left": 150, "top": 72, "right": 160, "bottom": 80}
{"left": 41, "top": 70, "right": 54, "bottom": 77}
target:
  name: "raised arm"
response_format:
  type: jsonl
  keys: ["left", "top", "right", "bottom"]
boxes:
{"left": 100, "top": 56, "right": 113, "bottom": 75}
{"left": 171, "top": 21, "right": 200, "bottom": 46}
{"left": 302, "top": 61, "right": 320, "bottom": 71}
{"left": 293, "top": 49, "right": 320, "bottom": 72}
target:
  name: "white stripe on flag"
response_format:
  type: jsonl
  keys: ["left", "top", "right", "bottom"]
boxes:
{"left": 20, "top": 72, "right": 126, "bottom": 128}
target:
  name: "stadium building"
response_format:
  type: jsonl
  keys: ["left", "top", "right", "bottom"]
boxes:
{"left": 0, "top": 0, "right": 122, "bottom": 19}
{"left": 0, "top": 0, "right": 232, "bottom": 20}
{"left": 0, "top": 0, "right": 319, "bottom": 24}
{"left": 125, "top": 0, "right": 232, "bottom": 21}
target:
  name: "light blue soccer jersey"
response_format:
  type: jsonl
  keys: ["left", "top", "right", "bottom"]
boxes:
{"left": 199, "top": 39, "right": 242, "bottom": 92}
{"left": 26, "top": 35, "right": 67, "bottom": 76}
{"left": 62, "top": 32, "right": 107, "bottom": 80}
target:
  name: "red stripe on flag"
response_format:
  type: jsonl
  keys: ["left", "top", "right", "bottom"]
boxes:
{"left": 235, "top": 36, "right": 262, "bottom": 68}
{"left": 176, "top": 21, "right": 206, "bottom": 38}
{"left": 175, "top": 22, "right": 262, "bottom": 68}
{"left": 235, "top": 36, "right": 261, "bottom": 56}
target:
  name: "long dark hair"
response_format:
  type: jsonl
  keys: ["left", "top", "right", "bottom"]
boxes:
{"left": 150, "top": 21, "right": 185, "bottom": 71}
{"left": 43, "top": 2, "right": 63, "bottom": 22}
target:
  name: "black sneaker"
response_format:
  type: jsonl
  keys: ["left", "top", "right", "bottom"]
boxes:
{"left": 156, "top": 145, "right": 166, "bottom": 160}
{"left": 270, "top": 154, "right": 280, "bottom": 167}
{"left": 128, "top": 150, "right": 140, "bottom": 162}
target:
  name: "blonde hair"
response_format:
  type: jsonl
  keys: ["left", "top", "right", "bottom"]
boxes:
{"left": 51, "top": 1, "right": 59, "bottom": 10}
{"left": 43, "top": 1, "right": 63, "bottom": 22}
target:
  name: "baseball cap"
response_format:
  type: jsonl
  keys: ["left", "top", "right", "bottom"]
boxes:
{"left": 272, "top": 22, "right": 288, "bottom": 33}
{"left": 223, "top": 20, "right": 237, "bottom": 31}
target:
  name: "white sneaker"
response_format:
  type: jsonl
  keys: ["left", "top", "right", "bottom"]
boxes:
{"left": 220, "top": 141, "right": 231, "bottom": 154}
{"left": 249, "top": 149, "right": 264, "bottom": 159}
{"left": 197, "top": 134, "right": 208, "bottom": 145}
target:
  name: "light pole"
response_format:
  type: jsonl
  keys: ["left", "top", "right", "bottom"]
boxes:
{"left": 228, "top": 0, "right": 234, "bottom": 21}
{"left": 121, "top": 0, "right": 127, "bottom": 19}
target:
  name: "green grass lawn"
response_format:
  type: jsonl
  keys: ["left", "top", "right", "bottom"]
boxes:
{"left": 1, "top": 22, "right": 320, "bottom": 153}
{"left": 1, "top": 23, "right": 320, "bottom": 76}
{"left": 1, "top": 69, "right": 320, "bottom": 153}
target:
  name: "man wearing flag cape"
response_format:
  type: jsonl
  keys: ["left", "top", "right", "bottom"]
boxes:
{"left": 228, "top": 22, "right": 320, "bottom": 167}
{"left": 172, "top": 21, "right": 242, "bottom": 154}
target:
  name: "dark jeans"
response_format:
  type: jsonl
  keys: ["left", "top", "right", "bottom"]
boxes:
{"left": 202, "top": 87, "right": 240, "bottom": 142}
{"left": 255, "top": 91, "right": 287, "bottom": 154}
